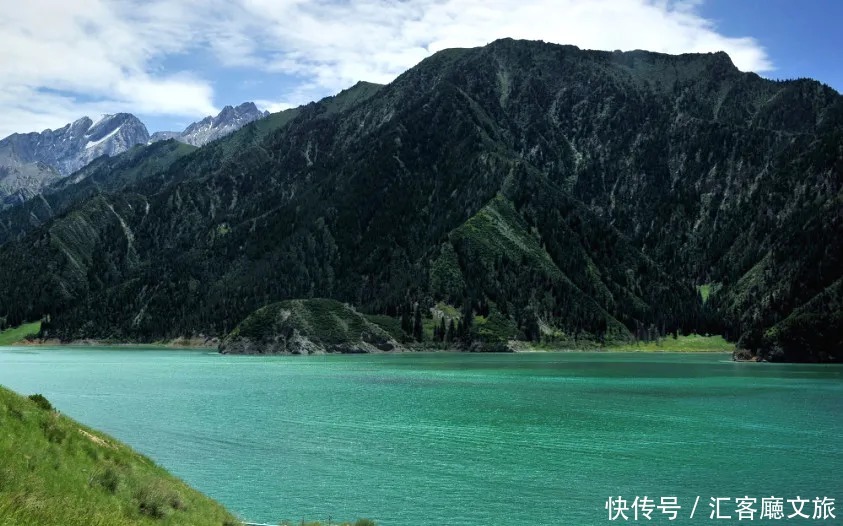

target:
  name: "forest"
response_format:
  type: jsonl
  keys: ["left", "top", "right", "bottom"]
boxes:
{"left": 0, "top": 39, "right": 839, "bottom": 361}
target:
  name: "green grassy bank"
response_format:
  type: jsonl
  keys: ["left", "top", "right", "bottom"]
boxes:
{"left": 0, "top": 321, "right": 40, "bottom": 346}
{"left": 0, "top": 385, "right": 240, "bottom": 526}
{"left": 605, "top": 334, "right": 733, "bottom": 352}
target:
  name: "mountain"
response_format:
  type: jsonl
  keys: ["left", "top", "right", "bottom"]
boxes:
{"left": 149, "top": 102, "right": 269, "bottom": 147}
{"left": 0, "top": 114, "right": 150, "bottom": 207}
{"left": 0, "top": 139, "right": 197, "bottom": 245}
{"left": 0, "top": 40, "right": 838, "bottom": 362}
{"left": 0, "top": 103, "right": 266, "bottom": 210}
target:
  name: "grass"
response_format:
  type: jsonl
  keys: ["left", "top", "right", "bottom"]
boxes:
{"left": 474, "top": 307, "right": 519, "bottom": 341}
{"left": 429, "top": 244, "right": 465, "bottom": 299}
{"left": 514, "top": 334, "right": 732, "bottom": 352}
{"left": 0, "top": 321, "right": 41, "bottom": 346}
{"left": 697, "top": 283, "right": 714, "bottom": 304}
{"left": 433, "top": 302, "right": 460, "bottom": 319}
{"left": 282, "top": 299, "right": 368, "bottom": 344}
{"left": 344, "top": 311, "right": 729, "bottom": 353}
{"left": 363, "top": 314, "right": 405, "bottom": 341}
{"left": 450, "top": 194, "right": 561, "bottom": 278}
{"left": 0, "top": 385, "right": 241, "bottom": 526}
{"left": 606, "top": 334, "right": 733, "bottom": 352}
{"left": 227, "top": 299, "right": 394, "bottom": 346}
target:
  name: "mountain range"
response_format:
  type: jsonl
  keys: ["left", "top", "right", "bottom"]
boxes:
{"left": 0, "top": 103, "right": 268, "bottom": 209}
{"left": 0, "top": 114, "right": 149, "bottom": 207}
{"left": 0, "top": 39, "right": 839, "bottom": 362}
{"left": 149, "top": 102, "right": 268, "bottom": 146}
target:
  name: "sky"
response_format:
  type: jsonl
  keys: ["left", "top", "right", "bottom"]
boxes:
{"left": 0, "top": 0, "right": 840, "bottom": 138}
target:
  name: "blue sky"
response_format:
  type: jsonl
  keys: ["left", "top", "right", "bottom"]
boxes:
{"left": 700, "top": 0, "right": 842, "bottom": 90}
{"left": 0, "top": 0, "right": 840, "bottom": 138}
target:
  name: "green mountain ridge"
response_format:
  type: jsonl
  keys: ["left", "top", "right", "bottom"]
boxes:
{"left": 0, "top": 39, "right": 839, "bottom": 361}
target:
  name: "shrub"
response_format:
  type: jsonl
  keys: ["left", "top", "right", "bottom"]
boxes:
{"left": 8, "top": 406, "right": 24, "bottom": 420}
{"left": 354, "top": 520, "right": 377, "bottom": 526}
{"left": 136, "top": 481, "right": 185, "bottom": 518}
{"left": 28, "top": 394, "right": 52, "bottom": 411}
{"left": 136, "top": 483, "right": 170, "bottom": 518}
{"left": 41, "top": 417, "right": 67, "bottom": 444}
{"left": 94, "top": 466, "right": 121, "bottom": 494}
{"left": 170, "top": 493, "right": 187, "bottom": 511}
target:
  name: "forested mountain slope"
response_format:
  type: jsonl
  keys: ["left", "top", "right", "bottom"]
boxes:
{"left": 0, "top": 140, "right": 196, "bottom": 245}
{"left": 0, "top": 40, "right": 838, "bottom": 361}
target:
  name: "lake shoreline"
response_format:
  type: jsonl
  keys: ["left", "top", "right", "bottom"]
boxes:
{"left": 2, "top": 340, "right": 733, "bottom": 354}
{"left": 1, "top": 321, "right": 735, "bottom": 355}
{"left": 7, "top": 336, "right": 220, "bottom": 349}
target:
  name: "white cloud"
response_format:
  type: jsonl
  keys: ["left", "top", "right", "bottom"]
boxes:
{"left": 254, "top": 100, "right": 297, "bottom": 114}
{"left": 0, "top": 0, "right": 772, "bottom": 137}
{"left": 0, "top": 0, "right": 217, "bottom": 136}
{"left": 240, "top": 0, "right": 774, "bottom": 109}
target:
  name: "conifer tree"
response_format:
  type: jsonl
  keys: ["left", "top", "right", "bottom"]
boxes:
{"left": 400, "top": 303, "right": 412, "bottom": 336}
{"left": 524, "top": 305, "right": 540, "bottom": 342}
{"left": 461, "top": 296, "right": 474, "bottom": 342}
{"left": 413, "top": 303, "right": 424, "bottom": 342}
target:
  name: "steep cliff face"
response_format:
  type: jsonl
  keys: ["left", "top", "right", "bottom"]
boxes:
{"left": 0, "top": 114, "right": 150, "bottom": 206}
{"left": 0, "top": 40, "right": 838, "bottom": 361}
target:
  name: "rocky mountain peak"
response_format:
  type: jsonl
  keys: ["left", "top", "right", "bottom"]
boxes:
{"left": 235, "top": 101, "right": 260, "bottom": 113}
{"left": 148, "top": 101, "right": 268, "bottom": 147}
{"left": 67, "top": 117, "right": 94, "bottom": 135}
{"left": 0, "top": 113, "right": 149, "bottom": 205}
{"left": 217, "top": 105, "right": 236, "bottom": 119}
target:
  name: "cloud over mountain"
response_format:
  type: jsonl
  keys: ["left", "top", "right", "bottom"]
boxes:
{"left": 0, "top": 0, "right": 772, "bottom": 137}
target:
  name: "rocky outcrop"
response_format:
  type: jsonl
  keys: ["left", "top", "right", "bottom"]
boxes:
{"left": 220, "top": 329, "right": 398, "bottom": 355}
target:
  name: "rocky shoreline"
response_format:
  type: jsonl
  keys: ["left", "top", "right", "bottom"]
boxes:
{"left": 219, "top": 330, "right": 403, "bottom": 355}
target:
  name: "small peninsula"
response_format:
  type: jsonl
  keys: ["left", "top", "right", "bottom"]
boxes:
{"left": 219, "top": 299, "right": 404, "bottom": 355}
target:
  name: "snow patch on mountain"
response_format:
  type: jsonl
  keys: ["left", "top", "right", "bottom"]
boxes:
{"left": 0, "top": 101, "right": 268, "bottom": 208}
{"left": 84, "top": 125, "right": 122, "bottom": 149}
{"left": 150, "top": 102, "right": 269, "bottom": 147}
{"left": 0, "top": 113, "right": 149, "bottom": 206}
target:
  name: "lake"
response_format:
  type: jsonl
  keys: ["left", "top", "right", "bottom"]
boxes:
{"left": 0, "top": 348, "right": 841, "bottom": 525}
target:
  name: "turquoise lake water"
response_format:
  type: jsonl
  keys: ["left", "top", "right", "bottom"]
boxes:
{"left": 0, "top": 348, "right": 841, "bottom": 525}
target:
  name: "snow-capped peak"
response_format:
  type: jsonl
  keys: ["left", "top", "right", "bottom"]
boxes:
{"left": 148, "top": 101, "right": 268, "bottom": 147}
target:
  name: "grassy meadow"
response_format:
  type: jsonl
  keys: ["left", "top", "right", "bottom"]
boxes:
{"left": 606, "top": 333, "right": 733, "bottom": 352}
{"left": 0, "top": 321, "right": 40, "bottom": 346}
